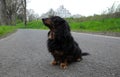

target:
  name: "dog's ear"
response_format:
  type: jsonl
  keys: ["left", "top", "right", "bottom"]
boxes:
{"left": 60, "top": 19, "right": 65, "bottom": 24}
{"left": 51, "top": 16, "right": 65, "bottom": 24}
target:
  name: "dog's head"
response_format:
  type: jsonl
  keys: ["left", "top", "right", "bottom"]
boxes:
{"left": 42, "top": 16, "right": 70, "bottom": 31}
{"left": 42, "top": 16, "right": 71, "bottom": 40}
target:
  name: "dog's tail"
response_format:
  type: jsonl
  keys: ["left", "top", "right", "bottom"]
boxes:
{"left": 82, "top": 52, "right": 90, "bottom": 56}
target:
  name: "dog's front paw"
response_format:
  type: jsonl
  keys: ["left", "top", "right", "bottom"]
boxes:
{"left": 60, "top": 63, "right": 68, "bottom": 69}
{"left": 76, "top": 58, "right": 82, "bottom": 62}
{"left": 51, "top": 60, "right": 57, "bottom": 65}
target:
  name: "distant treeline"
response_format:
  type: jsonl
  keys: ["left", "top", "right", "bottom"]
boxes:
{"left": 0, "top": 1, "right": 120, "bottom": 26}
{"left": 66, "top": 2, "right": 120, "bottom": 22}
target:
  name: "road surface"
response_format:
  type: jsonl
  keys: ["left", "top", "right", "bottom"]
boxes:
{"left": 0, "top": 29, "right": 120, "bottom": 77}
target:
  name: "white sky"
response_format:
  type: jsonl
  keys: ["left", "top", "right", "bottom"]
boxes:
{"left": 27, "top": 0, "right": 120, "bottom": 16}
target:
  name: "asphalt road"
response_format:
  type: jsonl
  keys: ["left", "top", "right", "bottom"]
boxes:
{"left": 0, "top": 29, "right": 120, "bottom": 77}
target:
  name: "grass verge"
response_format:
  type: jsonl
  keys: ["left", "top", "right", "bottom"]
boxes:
{"left": 16, "top": 20, "right": 48, "bottom": 29}
{"left": 17, "top": 18, "right": 120, "bottom": 33}
{"left": 0, "top": 18, "right": 120, "bottom": 38}
{"left": 68, "top": 18, "right": 120, "bottom": 32}
{"left": 0, "top": 26, "right": 17, "bottom": 38}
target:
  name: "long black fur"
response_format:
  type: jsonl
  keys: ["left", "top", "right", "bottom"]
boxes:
{"left": 42, "top": 16, "right": 89, "bottom": 64}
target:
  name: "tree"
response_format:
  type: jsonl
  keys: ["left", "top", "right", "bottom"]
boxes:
{"left": 116, "top": 4, "right": 120, "bottom": 12}
{"left": 40, "top": 5, "right": 71, "bottom": 18}
{"left": 56, "top": 5, "right": 71, "bottom": 18}
{"left": 107, "top": 2, "right": 116, "bottom": 14}
{"left": 48, "top": 9, "right": 56, "bottom": 17}
{"left": 40, "top": 9, "right": 56, "bottom": 18}
{"left": 5, "top": 0, "right": 23, "bottom": 25}
{"left": 21, "top": 0, "right": 27, "bottom": 27}
{"left": 0, "top": 0, "right": 27, "bottom": 26}
{"left": 0, "top": 0, "right": 8, "bottom": 25}
{"left": 27, "top": 9, "right": 39, "bottom": 22}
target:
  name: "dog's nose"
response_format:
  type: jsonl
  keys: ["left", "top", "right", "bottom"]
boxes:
{"left": 42, "top": 18, "right": 45, "bottom": 21}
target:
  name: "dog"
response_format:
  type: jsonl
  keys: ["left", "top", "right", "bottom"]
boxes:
{"left": 42, "top": 16, "right": 89, "bottom": 69}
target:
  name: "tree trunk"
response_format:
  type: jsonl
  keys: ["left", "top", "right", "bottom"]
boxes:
{"left": 24, "top": 0, "right": 27, "bottom": 27}
{"left": 0, "top": 0, "right": 8, "bottom": 25}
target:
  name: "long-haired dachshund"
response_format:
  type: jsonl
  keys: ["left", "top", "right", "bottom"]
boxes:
{"left": 42, "top": 16, "right": 89, "bottom": 69}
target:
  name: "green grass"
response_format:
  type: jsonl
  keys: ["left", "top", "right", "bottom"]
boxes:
{"left": 16, "top": 18, "right": 120, "bottom": 32}
{"left": 17, "top": 20, "right": 48, "bottom": 29}
{"left": 69, "top": 18, "right": 120, "bottom": 32}
{"left": 0, "top": 26, "right": 17, "bottom": 37}
{"left": 0, "top": 18, "right": 120, "bottom": 38}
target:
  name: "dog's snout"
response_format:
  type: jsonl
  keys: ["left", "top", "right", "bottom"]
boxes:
{"left": 42, "top": 18, "right": 45, "bottom": 21}
{"left": 42, "top": 18, "right": 52, "bottom": 26}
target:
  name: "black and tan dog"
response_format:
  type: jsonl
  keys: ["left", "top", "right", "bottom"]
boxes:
{"left": 42, "top": 16, "right": 89, "bottom": 69}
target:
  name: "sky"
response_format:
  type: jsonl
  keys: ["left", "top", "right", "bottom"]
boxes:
{"left": 27, "top": 0, "right": 120, "bottom": 16}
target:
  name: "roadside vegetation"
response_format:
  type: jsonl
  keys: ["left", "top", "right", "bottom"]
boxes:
{"left": 0, "top": 1, "right": 120, "bottom": 37}
{"left": 0, "top": 15, "right": 120, "bottom": 37}
{"left": 0, "top": 26, "right": 17, "bottom": 37}
{"left": 16, "top": 20, "right": 47, "bottom": 29}
{"left": 16, "top": 17, "right": 120, "bottom": 32}
{"left": 67, "top": 18, "right": 120, "bottom": 32}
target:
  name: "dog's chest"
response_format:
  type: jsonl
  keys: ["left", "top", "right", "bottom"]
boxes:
{"left": 48, "top": 31, "right": 55, "bottom": 39}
